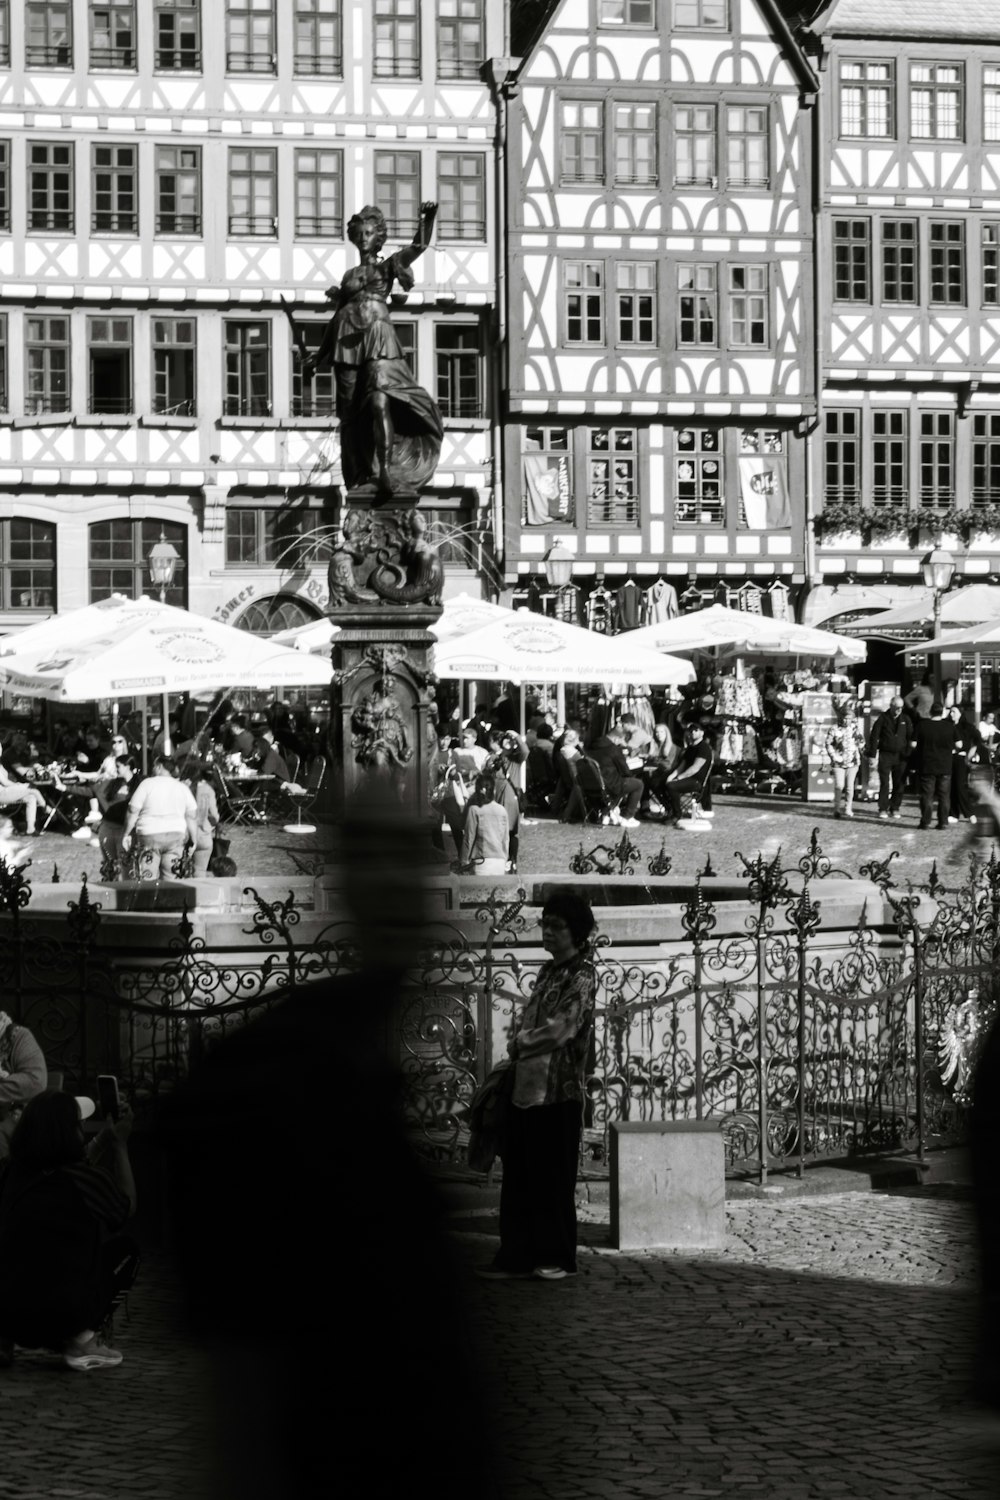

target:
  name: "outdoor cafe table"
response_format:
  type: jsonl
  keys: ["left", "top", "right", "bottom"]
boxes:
{"left": 32, "top": 775, "right": 90, "bottom": 835}
{"left": 219, "top": 772, "right": 280, "bottom": 826}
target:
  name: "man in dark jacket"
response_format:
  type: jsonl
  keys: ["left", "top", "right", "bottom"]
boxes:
{"left": 866, "top": 695, "right": 914, "bottom": 821}
{"left": 589, "top": 727, "right": 644, "bottom": 825}
{"left": 914, "top": 701, "right": 956, "bottom": 829}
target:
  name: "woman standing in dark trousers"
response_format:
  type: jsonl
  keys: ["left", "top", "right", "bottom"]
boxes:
{"left": 948, "top": 706, "right": 985, "bottom": 821}
{"left": 478, "top": 890, "right": 597, "bottom": 1282}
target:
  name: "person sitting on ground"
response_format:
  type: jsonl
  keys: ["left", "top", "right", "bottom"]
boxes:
{"left": 662, "top": 723, "right": 715, "bottom": 826}
{"left": 588, "top": 726, "right": 644, "bottom": 827}
{"left": 121, "top": 756, "right": 198, "bottom": 882}
{"left": 0, "top": 741, "right": 49, "bottom": 837}
{"left": 0, "top": 1091, "right": 138, "bottom": 1372}
{"left": 459, "top": 775, "right": 510, "bottom": 876}
{"left": 252, "top": 727, "right": 291, "bottom": 784}
{"left": 0, "top": 1010, "right": 47, "bottom": 1162}
{"left": 184, "top": 763, "right": 221, "bottom": 877}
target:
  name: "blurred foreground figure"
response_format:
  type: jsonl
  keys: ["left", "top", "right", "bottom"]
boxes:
{"left": 159, "top": 791, "right": 500, "bottom": 1498}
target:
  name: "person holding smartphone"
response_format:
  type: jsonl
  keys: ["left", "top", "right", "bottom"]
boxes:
{"left": 0, "top": 1090, "right": 138, "bottom": 1371}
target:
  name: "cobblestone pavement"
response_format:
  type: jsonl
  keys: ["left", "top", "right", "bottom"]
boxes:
{"left": 0, "top": 1187, "right": 992, "bottom": 1499}
{"left": 453, "top": 1187, "right": 999, "bottom": 1500}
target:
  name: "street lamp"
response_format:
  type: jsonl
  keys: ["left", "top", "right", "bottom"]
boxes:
{"left": 543, "top": 542, "right": 574, "bottom": 589}
{"left": 148, "top": 530, "right": 180, "bottom": 758}
{"left": 921, "top": 546, "right": 956, "bottom": 702}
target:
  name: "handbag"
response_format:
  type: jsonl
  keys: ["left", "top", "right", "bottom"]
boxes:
{"left": 466, "top": 1062, "right": 514, "bottom": 1173}
{"left": 210, "top": 833, "right": 232, "bottom": 863}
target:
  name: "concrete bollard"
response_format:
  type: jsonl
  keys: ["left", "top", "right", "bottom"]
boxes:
{"left": 610, "top": 1120, "right": 725, "bottom": 1251}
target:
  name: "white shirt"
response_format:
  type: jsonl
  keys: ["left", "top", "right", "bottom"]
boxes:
{"left": 128, "top": 775, "right": 197, "bottom": 835}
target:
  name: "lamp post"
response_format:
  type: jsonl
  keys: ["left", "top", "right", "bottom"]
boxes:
{"left": 543, "top": 543, "right": 575, "bottom": 728}
{"left": 148, "top": 530, "right": 180, "bottom": 757}
{"left": 921, "top": 545, "right": 956, "bottom": 704}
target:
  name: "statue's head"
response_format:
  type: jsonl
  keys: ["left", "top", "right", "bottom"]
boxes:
{"left": 347, "top": 205, "right": 388, "bottom": 252}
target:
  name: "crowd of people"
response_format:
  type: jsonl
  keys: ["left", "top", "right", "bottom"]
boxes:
{"left": 0, "top": 697, "right": 326, "bottom": 881}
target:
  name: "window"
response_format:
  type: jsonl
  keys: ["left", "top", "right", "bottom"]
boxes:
{"left": 840, "top": 60, "right": 894, "bottom": 139}
{"left": 930, "top": 221, "right": 965, "bottom": 305}
{"left": 155, "top": 0, "right": 201, "bottom": 70}
{"left": 882, "top": 220, "right": 917, "bottom": 303}
{"left": 919, "top": 412, "right": 954, "bottom": 508}
{"left": 565, "top": 261, "right": 604, "bottom": 344}
{"left": 675, "top": 429, "right": 723, "bottom": 526}
{"left": 824, "top": 410, "right": 860, "bottom": 506}
{"left": 599, "top": 0, "right": 654, "bottom": 23}
{"left": 292, "top": 324, "right": 336, "bottom": 416}
{"left": 374, "top": 0, "right": 419, "bottom": 79}
{"left": 394, "top": 321, "right": 416, "bottom": 376}
{"left": 25, "top": 316, "right": 69, "bottom": 414}
{"left": 974, "top": 415, "right": 1000, "bottom": 508}
{"left": 985, "top": 224, "right": 1000, "bottom": 307}
{"left": 437, "top": 0, "right": 482, "bottom": 79}
{"left": 0, "top": 315, "right": 6, "bottom": 410}
{"left": 294, "top": 0, "right": 341, "bottom": 75}
{"left": 616, "top": 262, "right": 656, "bottom": 344}
{"left": 614, "top": 103, "right": 657, "bottom": 185}
{"left": 226, "top": 509, "right": 321, "bottom": 569}
{"left": 588, "top": 429, "right": 638, "bottom": 526}
{"left": 437, "top": 153, "right": 485, "bottom": 239}
{"left": 26, "top": 2, "right": 72, "bottom": 66}
{"left": 678, "top": 264, "right": 717, "bottom": 346}
{"left": 0, "top": 3, "right": 10, "bottom": 67}
{"left": 872, "top": 410, "right": 907, "bottom": 507}
{"left": 92, "top": 145, "right": 137, "bottom": 233}
{"left": 90, "top": 2, "right": 135, "bottom": 68}
{"left": 910, "top": 63, "right": 963, "bottom": 141}
{"left": 152, "top": 318, "right": 196, "bottom": 416}
{"left": 674, "top": 106, "right": 716, "bottom": 187}
{"left": 374, "top": 151, "right": 420, "bottom": 238}
{"left": 726, "top": 106, "right": 768, "bottom": 188}
{"left": 89, "top": 519, "right": 187, "bottom": 607}
{"left": 156, "top": 146, "right": 201, "bottom": 235}
{"left": 229, "top": 148, "right": 277, "bottom": 237}
{"left": 224, "top": 321, "right": 271, "bottom": 416}
{"left": 0, "top": 143, "right": 10, "bottom": 232}
{"left": 561, "top": 102, "right": 604, "bottom": 184}
{"left": 2, "top": 520, "right": 55, "bottom": 611}
{"left": 986, "top": 67, "right": 1000, "bottom": 142}
{"left": 88, "top": 317, "right": 132, "bottom": 415}
{"left": 226, "top": 0, "right": 275, "bottom": 73}
{"left": 674, "top": 0, "right": 726, "bottom": 26}
{"left": 833, "top": 218, "right": 870, "bottom": 302}
{"left": 523, "top": 426, "right": 573, "bottom": 527}
{"left": 436, "top": 324, "right": 481, "bottom": 417}
{"left": 28, "top": 143, "right": 73, "bottom": 232}
{"left": 295, "top": 149, "right": 342, "bottom": 238}
{"left": 729, "top": 265, "right": 767, "bottom": 346}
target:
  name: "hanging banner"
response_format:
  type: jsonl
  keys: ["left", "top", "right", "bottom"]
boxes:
{"left": 739, "top": 456, "right": 790, "bottom": 530}
{"left": 523, "top": 451, "right": 573, "bottom": 527}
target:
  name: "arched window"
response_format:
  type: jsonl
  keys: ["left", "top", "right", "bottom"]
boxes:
{"left": 89, "top": 519, "right": 187, "bottom": 607}
{"left": 235, "top": 595, "right": 322, "bottom": 634}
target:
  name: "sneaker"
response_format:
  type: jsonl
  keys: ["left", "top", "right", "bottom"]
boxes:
{"left": 619, "top": 817, "right": 640, "bottom": 828}
{"left": 948, "top": 817, "right": 959, "bottom": 825}
{"left": 533, "top": 1266, "right": 577, "bottom": 1281}
{"left": 890, "top": 811, "right": 902, "bottom": 820}
{"left": 844, "top": 811, "right": 854, "bottom": 819}
{"left": 475, "top": 1265, "right": 533, "bottom": 1281}
{"left": 72, "top": 826, "right": 94, "bottom": 841}
{"left": 700, "top": 808, "right": 715, "bottom": 818}
{"left": 878, "top": 812, "right": 889, "bottom": 821}
{"left": 84, "top": 811, "right": 102, "bottom": 826}
{"left": 63, "top": 1336, "right": 123, "bottom": 1371}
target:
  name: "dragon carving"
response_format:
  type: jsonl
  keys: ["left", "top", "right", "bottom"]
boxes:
{"left": 327, "top": 507, "right": 444, "bottom": 609}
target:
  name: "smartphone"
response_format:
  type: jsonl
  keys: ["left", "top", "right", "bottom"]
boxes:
{"left": 96, "top": 1074, "right": 120, "bottom": 1122}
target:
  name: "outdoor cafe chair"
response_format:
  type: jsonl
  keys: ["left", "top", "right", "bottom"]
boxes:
{"left": 281, "top": 756, "right": 325, "bottom": 834}
{"left": 574, "top": 757, "right": 616, "bottom": 825}
{"left": 220, "top": 772, "right": 270, "bottom": 827}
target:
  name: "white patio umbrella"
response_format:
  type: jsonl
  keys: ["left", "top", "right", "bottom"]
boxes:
{"left": 0, "top": 594, "right": 330, "bottom": 761}
{"left": 432, "top": 609, "right": 695, "bottom": 687}
{"left": 271, "top": 591, "right": 513, "bottom": 654}
{"left": 622, "top": 603, "right": 868, "bottom": 663}
{"left": 862, "top": 583, "right": 1000, "bottom": 636}
{"left": 902, "top": 616, "right": 1000, "bottom": 717}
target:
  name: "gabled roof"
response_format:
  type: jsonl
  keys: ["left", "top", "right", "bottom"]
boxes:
{"left": 510, "top": 0, "right": 818, "bottom": 92}
{"left": 818, "top": 0, "right": 1000, "bottom": 41}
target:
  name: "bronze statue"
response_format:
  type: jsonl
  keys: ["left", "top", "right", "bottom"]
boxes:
{"left": 301, "top": 202, "right": 443, "bottom": 503}
{"left": 327, "top": 508, "right": 444, "bottom": 609}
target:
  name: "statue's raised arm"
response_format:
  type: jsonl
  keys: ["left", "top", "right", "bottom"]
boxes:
{"left": 308, "top": 202, "right": 443, "bottom": 504}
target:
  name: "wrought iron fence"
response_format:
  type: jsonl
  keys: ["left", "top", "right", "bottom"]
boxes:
{"left": 0, "top": 829, "right": 996, "bottom": 1183}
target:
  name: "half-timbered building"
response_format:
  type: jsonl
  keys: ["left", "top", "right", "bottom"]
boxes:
{"left": 503, "top": 0, "right": 817, "bottom": 624}
{"left": 801, "top": 0, "right": 1000, "bottom": 661}
{"left": 0, "top": 0, "right": 501, "bottom": 651}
